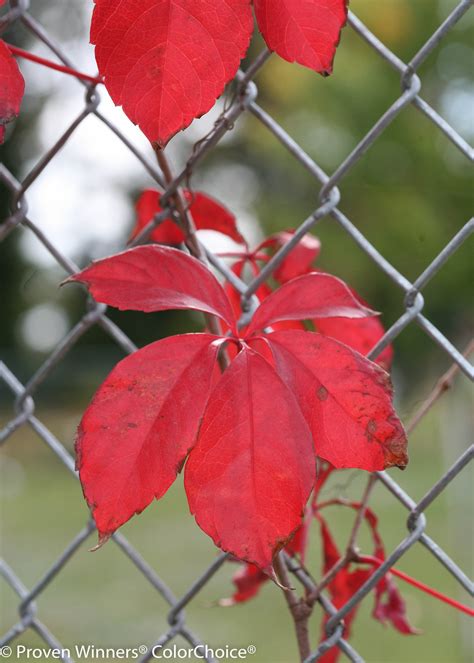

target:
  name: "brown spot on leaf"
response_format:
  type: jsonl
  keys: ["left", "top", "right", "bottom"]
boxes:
{"left": 382, "top": 419, "right": 409, "bottom": 469}
{"left": 375, "top": 369, "right": 392, "bottom": 392}
{"left": 317, "top": 386, "right": 328, "bottom": 401}
{"left": 365, "top": 419, "right": 378, "bottom": 443}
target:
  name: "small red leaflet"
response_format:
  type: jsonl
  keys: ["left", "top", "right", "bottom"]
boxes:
{"left": 67, "top": 245, "right": 408, "bottom": 573}
{"left": 0, "top": 39, "right": 25, "bottom": 143}
{"left": 90, "top": 0, "right": 348, "bottom": 145}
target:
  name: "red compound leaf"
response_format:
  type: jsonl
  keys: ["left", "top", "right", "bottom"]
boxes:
{"left": 0, "top": 39, "right": 25, "bottom": 143}
{"left": 76, "top": 333, "right": 224, "bottom": 545}
{"left": 254, "top": 0, "right": 348, "bottom": 76}
{"left": 132, "top": 189, "right": 244, "bottom": 245}
{"left": 68, "top": 246, "right": 407, "bottom": 573}
{"left": 91, "top": 0, "right": 253, "bottom": 146}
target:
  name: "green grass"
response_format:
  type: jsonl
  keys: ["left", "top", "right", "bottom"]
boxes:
{"left": 1, "top": 382, "right": 472, "bottom": 663}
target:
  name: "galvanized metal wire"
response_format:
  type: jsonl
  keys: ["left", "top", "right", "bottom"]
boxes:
{"left": 1, "top": 1, "right": 473, "bottom": 661}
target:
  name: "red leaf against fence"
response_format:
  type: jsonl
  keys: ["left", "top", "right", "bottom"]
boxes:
{"left": 76, "top": 334, "right": 224, "bottom": 544}
{"left": 90, "top": 0, "right": 348, "bottom": 144}
{"left": 261, "top": 230, "right": 321, "bottom": 283}
{"left": 185, "top": 346, "right": 315, "bottom": 573}
{"left": 90, "top": 0, "right": 253, "bottom": 146}
{"left": 69, "top": 246, "right": 407, "bottom": 571}
{"left": 0, "top": 39, "right": 25, "bottom": 143}
{"left": 254, "top": 0, "right": 348, "bottom": 75}
{"left": 247, "top": 272, "right": 377, "bottom": 335}
{"left": 266, "top": 331, "right": 407, "bottom": 470}
{"left": 315, "top": 289, "right": 394, "bottom": 371}
{"left": 66, "top": 245, "right": 236, "bottom": 330}
{"left": 374, "top": 575, "right": 420, "bottom": 635}
{"left": 132, "top": 189, "right": 244, "bottom": 245}
{"left": 219, "top": 562, "right": 269, "bottom": 606}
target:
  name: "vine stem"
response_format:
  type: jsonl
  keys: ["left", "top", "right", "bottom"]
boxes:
{"left": 273, "top": 553, "right": 312, "bottom": 662}
{"left": 6, "top": 43, "right": 103, "bottom": 85}
{"left": 358, "top": 556, "right": 474, "bottom": 617}
{"left": 406, "top": 338, "right": 474, "bottom": 434}
{"left": 345, "top": 473, "right": 377, "bottom": 553}
{"left": 152, "top": 145, "right": 229, "bottom": 368}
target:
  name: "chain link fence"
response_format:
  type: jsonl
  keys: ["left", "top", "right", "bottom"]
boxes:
{"left": 1, "top": 0, "right": 473, "bottom": 661}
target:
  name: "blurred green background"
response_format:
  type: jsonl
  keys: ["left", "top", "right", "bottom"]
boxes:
{"left": 1, "top": 0, "right": 473, "bottom": 661}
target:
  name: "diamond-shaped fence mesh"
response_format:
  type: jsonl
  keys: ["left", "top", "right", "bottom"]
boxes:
{"left": 1, "top": 1, "right": 473, "bottom": 661}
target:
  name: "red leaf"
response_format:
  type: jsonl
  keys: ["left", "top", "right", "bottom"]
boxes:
{"left": 287, "top": 461, "right": 333, "bottom": 561}
{"left": 266, "top": 330, "right": 408, "bottom": 471}
{"left": 246, "top": 272, "right": 376, "bottom": 336}
{"left": 254, "top": 0, "right": 348, "bottom": 76}
{"left": 374, "top": 575, "right": 419, "bottom": 635}
{"left": 221, "top": 262, "right": 298, "bottom": 353}
{"left": 220, "top": 462, "right": 334, "bottom": 607}
{"left": 132, "top": 189, "right": 245, "bottom": 245}
{"left": 220, "top": 563, "right": 269, "bottom": 606}
{"left": 315, "top": 289, "right": 393, "bottom": 370}
{"left": 76, "top": 333, "right": 223, "bottom": 543}
{"left": 316, "top": 315, "right": 393, "bottom": 371}
{"left": 258, "top": 230, "right": 321, "bottom": 283}
{"left": 185, "top": 346, "right": 315, "bottom": 573}
{"left": 66, "top": 245, "right": 236, "bottom": 330}
{"left": 133, "top": 190, "right": 183, "bottom": 245}
{"left": 0, "top": 39, "right": 25, "bottom": 143}
{"left": 91, "top": 0, "right": 253, "bottom": 146}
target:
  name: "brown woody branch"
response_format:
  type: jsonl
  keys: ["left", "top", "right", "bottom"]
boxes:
{"left": 274, "top": 553, "right": 312, "bottom": 662}
{"left": 406, "top": 338, "right": 474, "bottom": 434}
